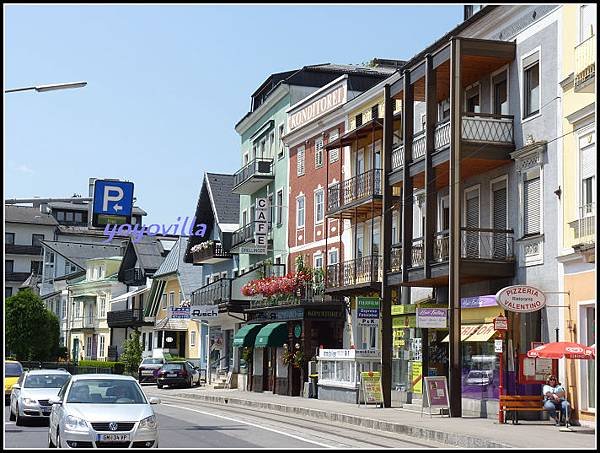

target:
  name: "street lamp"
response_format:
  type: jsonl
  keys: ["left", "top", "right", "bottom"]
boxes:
{"left": 4, "top": 81, "right": 87, "bottom": 93}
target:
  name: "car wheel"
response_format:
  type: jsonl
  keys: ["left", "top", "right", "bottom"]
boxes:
{"left": 9, "top": 404, "right": 16, "bottom": 421}
{"left": 15, "top": 404, "right": 23, "bottom": 426}
{"left": 157, "top": 384, "right": 163, "bottom": 389}
{"left": 48, "top": 430, "right": 56, "bottom": 448}
{"left": 56, "top": 429, "right": 61, "bottom": 448}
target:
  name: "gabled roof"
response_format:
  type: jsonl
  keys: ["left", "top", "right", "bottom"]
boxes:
{"left": 41, "top": 240, "right": 123, "bottom": 269}
{"left": 205, "top": 173, "right": 239, "bottom": 225}
{"left": 5, "top": 205, "right": 59, "bottom": 226}
{"left": 154, "top": 236, "right": 203, "bottom": 301}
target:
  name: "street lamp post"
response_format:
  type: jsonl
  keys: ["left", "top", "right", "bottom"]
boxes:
{"left": 5, "top": 81, "right": 87, "bottom": 93}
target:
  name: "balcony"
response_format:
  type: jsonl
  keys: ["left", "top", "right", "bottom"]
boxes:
{"left": 4, "top": 244, "right": 42, "bottom": 256}
{"left": 326, "top": 169, "right": 382, "bottom": 218}
{"left": 575, "top": 35, "right": 595, "bottom": 90}
{"left": 107, "top": 308, "right": 149, "bottom": 328}
{"left": 122, "top": 268, "right": 146, "bottom": 286}
{"left": 191, "top": 278, "right": 232, "bottom": 306}
{"left": 5, "top": 271, "right": 32, "bottom": 282}
{"left": 569, "top": 204, "right": 596, "bottom": 246}
{"left": 247, "top": 281, "right": 333, "bottom": 310}
{"left": 71, "top": 317, "right": 97, "bottom": 330}
{"left": 230, "top": 222, "right": 272, "bottom": 252}
{"left": 326, "top": 255, "right": 382, "bottom": 294}
{"left": 232, "top": 158, "right": 274, "bottom": 195}
{"left": 192, "top": 241, "right": 232, "bottom": 264}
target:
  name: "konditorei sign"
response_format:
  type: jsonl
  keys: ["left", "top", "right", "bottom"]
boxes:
{"left": 287, "top": 81, "right": 347, "bottom": 133}
{"left": 495, "top": 285, "right": 546, "bottom": 313}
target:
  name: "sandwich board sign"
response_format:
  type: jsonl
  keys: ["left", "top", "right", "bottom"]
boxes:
{"left": 359, "top": 371, "right": 383, "bottom": 407}
{"left": 421, "top": 376, "right": 450, "bottom": 418}
{"left": 92, "top": 179, "right": 134, "bottom": 227}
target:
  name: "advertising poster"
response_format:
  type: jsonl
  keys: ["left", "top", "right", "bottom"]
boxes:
{"left": 410, "top": 360, "right": 423, "bottom": 394}
{"left": 423, "top": 376, "right": 450, "bottom": 415}
{"left": 360, "top": 371, "right": 383, "bottom": 405}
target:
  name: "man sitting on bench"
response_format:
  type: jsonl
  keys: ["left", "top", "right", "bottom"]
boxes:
{"left": 542, "top": 375, "right": 570, "bottom": 426}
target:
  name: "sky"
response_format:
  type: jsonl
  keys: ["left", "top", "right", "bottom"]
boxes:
{"left": 4, "top": 4, "right": 464, "bottom": 225}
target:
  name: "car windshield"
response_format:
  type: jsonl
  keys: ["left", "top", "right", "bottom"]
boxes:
{"left": 142, "top": 358, "right": 163, "bottom": 365}
{"left": 468, "top": 371, "right": 488, "bottom": 378}
{"left": 5, "top": 363, "right": 23, "bottom": 377}
{"left": 25, "top": 374, "right": 70, "bottom": 388}
{"left": 66, "top": 379, "right": 147, "bottom": 404}
{"left": 162, "top": 363, "right": 184, "bottom": 371}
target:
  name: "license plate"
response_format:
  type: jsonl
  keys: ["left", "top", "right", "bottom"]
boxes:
{"left": 142, "top": 370, "right": 153, "bottom": 375}
{"left": 97, "top": 433, "right": 130, "bottom": 442}
{"left": 167, "top": 373, "right": 177, "bottom": 377}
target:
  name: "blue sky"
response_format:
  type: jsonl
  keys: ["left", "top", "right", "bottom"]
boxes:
{"left": 5, "top": 4, "right": 463, "bottom": 224}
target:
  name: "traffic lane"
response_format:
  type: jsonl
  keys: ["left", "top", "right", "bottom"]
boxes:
{"left": 4, "top": 405, "right": 49, "bottom": 448}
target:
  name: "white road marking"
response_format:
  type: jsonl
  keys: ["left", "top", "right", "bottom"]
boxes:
{"left": 160, "top": 402, "right": 335, "bottom": 448}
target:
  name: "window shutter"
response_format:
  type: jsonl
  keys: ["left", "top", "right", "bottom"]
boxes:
{"left": 523, "top": 51, "right": 539, "bottom": 69}
{"left": 297, "top": 146, "right": 305, "bottom": 176}
{"left": 492, "top": 184, "right": 507, "bottom": 230}
{"left": 524, "top": 176, "right": 541, "bottom": 234}
{"left": 466, "top": 193, "right": 479, "bottom": 228}
{"left": 315, "top": 139, "right": 323, "bottom": 167}
{"left": 580, "top": 136, "right": 595, "bottom": 179}
{"left": 329, "top": 131, "right": 339, "bottom": 163}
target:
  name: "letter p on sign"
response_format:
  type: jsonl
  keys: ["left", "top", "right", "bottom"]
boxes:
{"left": 103, "top": 186, "right": 124, "bottom": 211}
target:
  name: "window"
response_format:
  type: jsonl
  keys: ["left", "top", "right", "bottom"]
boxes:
{"left": 492, "top": 70, "right": 508, "bottom": 115}
{"left": 465, "top": 85, "right": 480, "bottom": 114}
{"left": 315, "top": 138, "right": 324, "bottom": 168}
{"left": 66, "top": 211, "right": 74, "bottom": 222}
{"left": 269, "top": 131, "right": 275, "bottom": 158}
{"left": 161, "top": 293, "right": 167, "bottom": 310}
{"left": 276, "top": 189, "right": 284, "bottom": 226}
{"left": 371, "top": 105, "right": 379, "bottom": 120}
{"left": 30, "top": 261, "right": 42, "bottom": 274}
{"left": 296, "top": 196, "right": 305, "bottom": 228}
{"left": 32, "top": 234, "right": 45, "bottom": 247}
{"left": 99, "top": 336, "right": 105, "bottom": 358}
{"left": 99, "top": 265, "right": 105, "bottom": 279}
{"left": 191, "top": 330, "right": 196, "bottom": 347}
{"left": 523, "top": 52, "right": 540, "bottom": 118}
{"left": 169, "top": 292, "right": 175, "bottom": 307}
{"left": 6, "top": 260, "right": 14, "bottom": 273}
{"left": 355, "top": 113, "right": 363, "bottom": 127}
{"left": 297, "top": 146, "right": 305, "bottom": 176}
{"left": 243, "top": 152, "right": 249, "bottom": 166}
{"left": 86, "top": 336, "right": 92, "bottom": 358}
{"left": 328, "top": 130, "right": 339, "bottom": 163}
{"left": 278, "top": 124, "right": 285, "bottom": 159}
{"left": 5, "top": 233, "right": 15, "bottom": 245}
{"left": 420, "top": 114, "right": 426, "bottom": 132}
{"left": 268, "top": 193, "right": 274, "bottom": 225}
{"left": 314, "top": 253, "right": 323, "bottom": 270}
{"left": 99, "top": 296, "right": 106, "bottom": 318}
{"left": 580, "top": 4, "right": 596, "bottom": 42}
{"left": 74, "top": 212, "right": 83, "bottom": 223}
{"left": 56, "top": 211, "right": 65, "bottom": 221}
{"left": 242, "top": 210, "right": 248, "bottom": 227}
{"left": 579, "top": 130, "right": 595, "bottom": 216}
{"left": 438, "top": 99, "right": 450, "bottom": 122}
{"left": 314, "top": 189, "right": 324, "bottom": 224}
{"left": 5, "top": 287, "right": 13, "bottom": 298}
{"left": 62, "top": 300, "right": 67, "bottom": 319}
{"left": 523, "top": 170, "right": 541, "bottom": 236}
{"left": 328, "top": 249, "right": 338, "bottom": 265}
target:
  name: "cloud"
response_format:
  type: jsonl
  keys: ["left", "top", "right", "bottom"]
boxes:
{"left": 16, "top": 164, "right": 35, "bottom": 174}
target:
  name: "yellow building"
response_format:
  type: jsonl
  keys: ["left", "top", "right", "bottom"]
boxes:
{"left": 68, "top": 257, "right": 127, "bottom": 361}
{"left": 558, "top": 3, "right": 595, "bottom": 427}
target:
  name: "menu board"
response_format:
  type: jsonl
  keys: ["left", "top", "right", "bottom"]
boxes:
{"left": 422, "top": 376, "right": 450, "bottom": 417}
{"left": 360, "top": 371, "right": 383, "bottom": 406}
{"left": 518, "top": 354, "right": 558, "bottom": 384}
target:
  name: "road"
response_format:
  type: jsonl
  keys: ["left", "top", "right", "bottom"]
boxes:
{"left": 4, "top": 387, "right": 444, "bottom": 448}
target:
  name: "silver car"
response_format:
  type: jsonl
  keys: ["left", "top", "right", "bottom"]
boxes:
{"left": 48, "top": 374, "right": 161, "bottom": 448}
{"left": 9, "top": 369, "right": 71, "bottom": 425}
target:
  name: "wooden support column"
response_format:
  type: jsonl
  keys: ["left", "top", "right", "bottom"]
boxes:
{"left": 381, "top": 84, "right": 394, "bottom": 408}
{"left": 449, "top": 37, "right": 463, "bottom": 417}
{"left": 424, "top": 54, "right": 437, "bottom": 279}
{"left": 401, "top": 70, "right": 414, "bottom": 284}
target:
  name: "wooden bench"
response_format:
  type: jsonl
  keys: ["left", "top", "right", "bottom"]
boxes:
{"left": 499, "top": 395, "right": 569, "bottom": 426}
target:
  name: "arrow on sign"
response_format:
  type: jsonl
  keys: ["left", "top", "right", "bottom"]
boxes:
{"left": 113, "top": 204, "right": 123, "bottom": 212}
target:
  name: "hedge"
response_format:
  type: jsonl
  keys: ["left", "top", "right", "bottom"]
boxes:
{"left": 79, "top": 360, "right": 125, "bottom": 370}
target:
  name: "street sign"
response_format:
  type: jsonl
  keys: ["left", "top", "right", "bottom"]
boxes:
{"left": 495, "top": 339, "right": 503, "bottom": 353}
{"left": 92, "top": 179, "right": 134, "bottom": 227}
{"left": 493, "top": 315, "right": 508, "bottom": 331}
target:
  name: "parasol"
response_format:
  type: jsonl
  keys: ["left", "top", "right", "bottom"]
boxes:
{"left": 527, "top": 342, "right": 595, "bottom": 429}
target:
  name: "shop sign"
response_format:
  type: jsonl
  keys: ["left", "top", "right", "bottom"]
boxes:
{"left": 169, "top": 306, "right": 190, "bottom": 319}
{"left": 416, "top": 308, "right": 447, "bottom": 328}
{"left": 495, "top": 285, "right": 546, "bottom": 313}
{"left": 287, "top": 82, "right": 347, "bottom": 132}
{"left": 357, "top": 318, "right": 379, "bottom": 326}
{"left": 319, "top": 349, "right": 355, "bottom": 359}
{"left": 494, "top": 339, "right": 503, "bottom": 353}
{"left": 305, "top": 309, "right": 343, "bottom": 319}
{"left": 493, "top": 315, "right": 508, "bottom": 331}
{"left": 190, "top": 305, "right": 218, "bottom": 320}
{"left": 253, "top": 308, "right": 304, "bottom": 321}
{"left": 249, "top": 197, "right": 269, "bottom": 255}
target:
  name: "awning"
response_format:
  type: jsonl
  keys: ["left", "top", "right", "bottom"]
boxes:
{"left": 254, "top": 322, "right": 288, "bottom": 348}
{"left": 441, "top": 323, "right": 496, "bottom": 343}
{"left": 233, "top": 324, "right": 263, "bottom": 348}
{"left": 154, "top": 317, "right": 189, "bottom": 331}
{"left": 111, "top": 287, "right": 148, "bottom": 304}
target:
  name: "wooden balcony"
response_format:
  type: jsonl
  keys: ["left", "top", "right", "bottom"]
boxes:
{"left": 5, "top": 271, "right": 32, "bottom": 282}
{"left": 4, "top": 244, "right": 42, "bottom": 256}
{"left": 326, "top": 255, "right": 382, "bottom": 295}
{"left": 326, "top": 169, "right": 382, "bottom": 219}
{"left": 122, "top": 268, "right": 145, "bottom": 286}
{"left": 387, "top": 228, "right": 515, "bottom": 287}
{"left": 232, "top": 158, "right": 274, "bottom": 195}
{"left": 107, "top": 308, "right": 150, "bottom": 328}
{"left": 191, "top": 241, "right": 232, "bottom": 264}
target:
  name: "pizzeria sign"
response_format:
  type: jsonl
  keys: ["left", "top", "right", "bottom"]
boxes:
{"left": 495, "top": 285, "right": 546, "bottom": 313}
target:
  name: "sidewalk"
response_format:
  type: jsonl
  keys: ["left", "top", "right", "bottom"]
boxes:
{"left": 156, "top": 386, "right": 596, "bottom": 449}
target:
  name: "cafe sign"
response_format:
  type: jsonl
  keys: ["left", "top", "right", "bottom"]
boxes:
{"left": 495, "top": 285, "right": 546, "bottom": 313}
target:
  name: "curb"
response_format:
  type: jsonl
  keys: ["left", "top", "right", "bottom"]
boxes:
{"left": 174, "top": 392, "right": 512, "bottom": 448}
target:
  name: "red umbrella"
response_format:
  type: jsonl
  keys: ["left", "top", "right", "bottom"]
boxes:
{"left": 527, "top": 342, "right": 596, "bottom": 359}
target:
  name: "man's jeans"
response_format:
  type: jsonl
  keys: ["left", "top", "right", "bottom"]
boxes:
{"left": 544, "top": 400, "right": 570, "bottom": 421}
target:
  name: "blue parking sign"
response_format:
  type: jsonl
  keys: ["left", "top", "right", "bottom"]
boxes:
{"left": 93, "top": 180, "right": 134, "bottom": 216}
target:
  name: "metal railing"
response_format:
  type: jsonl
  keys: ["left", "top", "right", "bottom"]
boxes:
{"left": 191, "top": 278, "right": 231, "bottom": 305}
{"left": 434, "top": 231, "right": 450, "bottom": 262}
{"left": 434, "top": 120, "right": 451, "bottom": 150}
{"left": 391, "top": 144, "right": 404, "bottom": 171}
{"left": 412, "top": 131, "right": 427, "bottom": 160}
{"left": 390, "top": 244, "right": 402, "bottom": 272}
{"left": 4, "top": 244, "right": 43, "bottom": 255}
{"left": 248, "top": 280, "right": 326, "bottom": 309}
{"left": 575, "top": 35, "right": 596, "bottom": 87}
{"left": 327, "top": 169, "right": 382, "bottom": 213}
{"left": 233, "top": 157, "right": 274, "bottom": 189}
{"left": 411, "top": 238, "right": 425, "bottom": 267}
{"left": 326, "top": 255, "right": 382, "bottom": 288}
{"left": 460, "top": 228, "right": 514, "bottom": 260}
{"left": 192, "top": 241, "right": 232, "bottom": 263}
{"left": 231, "top": 222, "right": 272, "bottom": 248}
{"left": 70, "top": 317, "right": 97, "bottom": 329}
{"left": 461, "top": 112, "right": 514, "bottom": 144}
{"left": 570, "top": 203, "right": 596, "bottom": 243}
{"left": 107, "top": 308, "right": 145, "bottom": 327}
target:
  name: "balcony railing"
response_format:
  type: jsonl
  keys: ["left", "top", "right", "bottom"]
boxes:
{"left": 460, "top": 228, "right": 514, "bottom": 261}
{"left": 391, "top": 144, "right": 404, "bottom": 171}
{"left": 327, "top": 169, "right": 382, "bottom": 213}
{"left": 462, "top": 112, "right": 513, "bottom": 144}
{"left": 434, "top": 231, "right": 450, "bottom": 262}
{"left": 107, "top": 308, "right": 145, "bottom": 327}
{"left": 191, "top": 278, "right": 231, "bottom": 306}
{"left": 412, "top": 131, "right": 427, "bottom": 160}
{"left": 71, "top": 317, "right": 97, "bottom": 329}
{"left": 434, "top": 120, "right": 451, "bottom": 150}
{"left": 390, "top": 244, "right": 402, "bottom": 272}
{"left": 575, "top": 35, "right": 596, "bottom": 87}
{"left": 248, "top": 281, "right": 326, "bottom": 309}
{"left": 326, "top": 255, "right": 382, "bottom": 289}
{"left": 122, "top": 268, "right": 145, "bottom": 286}
{"left": 232, "top": 158, "right": 274, "bottom": 193}
{"left": 192, "top": 241, "right": 232, "bottom": 264}
{"left": 569, "top": 203, "right": 596, "bottom": 244}
{"left": 4, "top": 244, "right": 43, "bottom": 255}
{"left": 4, "top": 271, "right": 31, "bottom": 282}
{"left": 231, "top": 222, "right": 272, "bottom": 249}
{"left": 411, "top": 238, "right": 425, "bottom": 267}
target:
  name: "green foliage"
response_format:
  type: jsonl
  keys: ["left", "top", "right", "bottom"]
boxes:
{"left": 5, "top": 289, "right": 60, "bottom": 361}
{"left": 79, "top": 360, "right": 121, "bottom": 368}
{"left": 119, "top": 330, "right": 143, "bottom": 373}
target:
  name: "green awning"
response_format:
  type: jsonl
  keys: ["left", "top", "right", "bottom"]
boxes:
{"left": 254, "top": 322, "right": 288, "bottom": 348}
{"left": 233, "top": 324, "right": 263, "bottom": 348}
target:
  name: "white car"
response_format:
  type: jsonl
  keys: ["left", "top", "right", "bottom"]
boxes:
{"left": 48, "top": 374, "right": 161, "bottom": 448}
{"left": 10, "top": 369, "right": 71, "bottom": 426}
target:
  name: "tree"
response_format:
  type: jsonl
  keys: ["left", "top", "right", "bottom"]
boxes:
{"left": 120, "top": 330, "right": 143, "bottom": 374}
{"left": 5, "top": 289, "right": 60, "bottom": 361}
